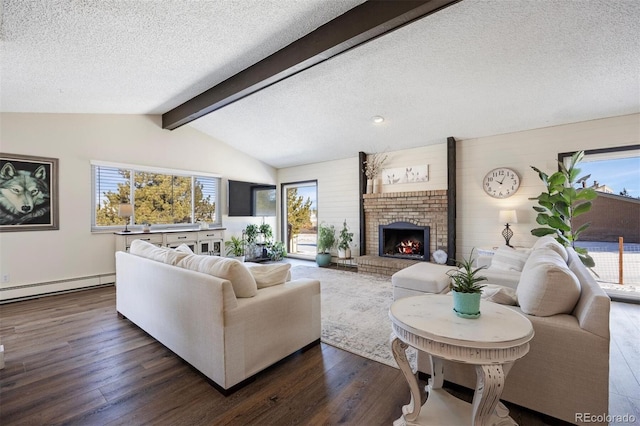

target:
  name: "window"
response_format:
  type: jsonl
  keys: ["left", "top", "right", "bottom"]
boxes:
{"left": 92, "top": 161, "right": 221, "bottom": 231}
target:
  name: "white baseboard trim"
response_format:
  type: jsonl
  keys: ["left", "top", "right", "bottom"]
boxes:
{"left": 0, "top": 273, "right": 116, "bottom": 303}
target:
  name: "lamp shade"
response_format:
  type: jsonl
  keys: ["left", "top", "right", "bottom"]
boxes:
{"left": 499, "top": 210, "right": 517, "bottom": 224}
{"left": 118, "top": 203, "right": 133, "bottom": 217}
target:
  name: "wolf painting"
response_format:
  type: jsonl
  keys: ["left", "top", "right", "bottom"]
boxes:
{"left": 0, "top": 160, "right": 52, "bottom": 226}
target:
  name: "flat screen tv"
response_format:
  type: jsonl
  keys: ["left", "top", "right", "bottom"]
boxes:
{"left": 228, "top": 180, "right": 276, "bottom": 217}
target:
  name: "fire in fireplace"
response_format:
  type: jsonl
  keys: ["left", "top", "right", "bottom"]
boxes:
{"left": 379, "top": 222, "right": 430, "bottom": 261}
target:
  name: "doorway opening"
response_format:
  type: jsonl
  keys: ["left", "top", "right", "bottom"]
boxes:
{"left": 282, "top": 181, "right": 317, "bottom": 260}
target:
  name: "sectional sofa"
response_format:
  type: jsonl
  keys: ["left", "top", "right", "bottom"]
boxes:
{"left": 394, "top": 236, "right": 611, "bottom": 425}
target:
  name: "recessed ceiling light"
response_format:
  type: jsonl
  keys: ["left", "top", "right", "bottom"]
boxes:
{"left": 372, "top": 116, "right": 384, "bottom": 124}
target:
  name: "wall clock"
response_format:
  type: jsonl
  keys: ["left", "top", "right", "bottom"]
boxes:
{"left": 483, "top": 167, "right": 520, "bottom": 198}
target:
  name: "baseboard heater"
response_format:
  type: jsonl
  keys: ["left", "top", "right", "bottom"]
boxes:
{"left": 0, "top": 273, "right": 116, "bottom": 303}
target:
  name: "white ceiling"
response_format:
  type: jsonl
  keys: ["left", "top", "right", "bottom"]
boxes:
{"left": 2, "top": 0, "right": 639, "bottom": 169}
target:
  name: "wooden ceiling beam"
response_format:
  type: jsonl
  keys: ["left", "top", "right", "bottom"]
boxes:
{"left": 162, "top": 0, "right": 461, "bottom": 130}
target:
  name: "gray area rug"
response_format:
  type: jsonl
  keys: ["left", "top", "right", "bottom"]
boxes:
{"left": 290, "top": 265, "right": 416, "bottom": 369}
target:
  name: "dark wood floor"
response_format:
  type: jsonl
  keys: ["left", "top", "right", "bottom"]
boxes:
{"left": 0, "top": 286, "right": 638, "bottom": 425}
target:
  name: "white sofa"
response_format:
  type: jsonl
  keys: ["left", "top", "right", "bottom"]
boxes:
{"left": 394, "top": 237, "right": 611, "bottom": 425}
{"left": 116, "top": 240, "right": 321, "bottom": 393}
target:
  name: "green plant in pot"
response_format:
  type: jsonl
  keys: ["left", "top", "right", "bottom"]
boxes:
{"left": 244, "top": 224, "right": 260, "bottom": 259}
{"left": 259, "top": 223, "right": 273, "bottom": 243}
{"left": 447, "top": 248, "right": 487, "bottom": 318}
{"left": 244, "top": 224, "right": 260, "bottom": 244}
{"left": 337, "top": 220, "right": 353, "bottom": 259}
{"left": 267, "top": 240, "right": 287, "bottom": 261}
{"left": 316, "top": 223, "right": 336, "bottom": 267}
{"left": 531, "top": 150, "right": 598, "bottom": 267}
{"left": 225, "top": 236, "right": 245, "bottom": 261}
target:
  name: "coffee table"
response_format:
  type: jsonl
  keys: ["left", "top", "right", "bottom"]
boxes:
{"left": 389, "top": 294, "right": 534, "bottom": 426}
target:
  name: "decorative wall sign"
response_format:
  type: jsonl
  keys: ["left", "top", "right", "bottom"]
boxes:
{"left": 382, "top": 165, "right": 429, "bottom": 185}
{"left": 0, "top": 153, "right": 59, "bottom": 232}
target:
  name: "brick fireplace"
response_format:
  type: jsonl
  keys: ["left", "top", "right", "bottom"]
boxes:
{"left": 379, "top": 221, "right": 430, "bottom": 261}
{"left": 358, "top": 190, "right": 448, "bottom": 276}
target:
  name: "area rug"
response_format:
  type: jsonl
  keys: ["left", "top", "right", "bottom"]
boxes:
{"left": 290, "top": 265, "right": 416, "bottom": 369}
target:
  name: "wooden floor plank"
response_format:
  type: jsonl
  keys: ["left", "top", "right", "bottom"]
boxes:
{"left": 1, "top": 286, "right": 638, "bottom": 425}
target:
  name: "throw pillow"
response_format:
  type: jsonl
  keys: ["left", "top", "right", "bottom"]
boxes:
{"left": 129, "top": 239, "right": 189, "bottom": 265}
{"left": 489, "top": 246, "right": 531, "bottom": 272}
{"left": 516, "top": 247, "right": 581, "bottom": 316}
{"left": 177, "top": 254, "right": 258, "bottom": 298}
{"left": 481, "top": 284, "right": 517, "bottom": 305}
{"left": 531, "top": 235, "right": 568, "bottom": 262}
{"left": 175, "top": 243, "right": 194, "bottom": 254}
{"left": 244, "top": 263, "right": 292, "bottom": 288}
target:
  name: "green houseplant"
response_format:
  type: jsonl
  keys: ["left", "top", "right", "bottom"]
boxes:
{"left": 316, "top": 223, "right": 336, "bottom": 267}
{"left": 225, "top": 236, "right": 245, "bottom": 261}
{"left": 267, "top": 240, "right": 287, "bottom": 261}
{"left": 259, "top": 223, "right": 273, "bottom": 243}
{"left": 243, "top": 224, "right": 261, "bottom": 259}
{"left": 447, "top": 248, "right": 487, "bottom": 318}
{"left": 530, "top": 150, "right": 597, "bottom": 267}
{"left": 337, "top": 219, "right": 353, "bottom": 259}
{"left": 244, "top": 224, "right": 260, "bottom": 244}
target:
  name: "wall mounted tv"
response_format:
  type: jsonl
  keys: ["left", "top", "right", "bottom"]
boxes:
{"left": 228, "top": 180, "right": 277, "bottom": 217}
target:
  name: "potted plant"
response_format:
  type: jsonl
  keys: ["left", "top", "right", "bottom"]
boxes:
{"left": 267, "top": 241, "right": 287, "bottom": 261}
{"left": 225, "top": 236, "right": 245, "bottom": 261}
{"left": 447, "top": 248, "right": 487, "bottom": 318}
{"left": 530, "top": 150, "right": 597, "bottom": 267}
{"left": 337, "top": 219, "right": 353, "bottom": 259}
{"left": 316, "top": 223, "right": 336, "bottom": 267}
{"left": 259, "top": 223, "right": 273, "bottom": 244}
{"left": 244, "top": 224, "right": 259, "bottom": 244}
{"left": 244, "top": 224, "right": 261, "bottom": 259}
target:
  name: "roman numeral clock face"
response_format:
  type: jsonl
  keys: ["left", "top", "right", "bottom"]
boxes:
{"left": 483, "top": 168, "right": 520, "bottom": 198}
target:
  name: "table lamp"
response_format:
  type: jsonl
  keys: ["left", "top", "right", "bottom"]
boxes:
{"left": 499, "top": 210, "right": 517, "bottom": 247}
{"left": 118, "top": 203, "right": 133, "bottom": 233}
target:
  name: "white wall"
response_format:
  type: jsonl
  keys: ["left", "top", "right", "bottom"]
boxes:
{"left": 456, "top": 113, "right": 640, "bottom": 258}
{"left": 0, "top": 113, "right": 276, "bottom": 300}
{"left": 375, "top": 144, "right": 448, "bottom": 193}
{"left": 277, "top": 157, "right": 361, "bottom": 255}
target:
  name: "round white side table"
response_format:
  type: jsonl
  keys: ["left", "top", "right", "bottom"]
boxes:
{"left": 389, "top": 294, "right": 534, "bottom": 426}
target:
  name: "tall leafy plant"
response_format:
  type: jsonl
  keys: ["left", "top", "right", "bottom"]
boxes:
{"left": 530, "top": 150, "right": 597, "bottom": 267}
{"left": 317, "top": 223, "right": 336, "bottom": 254}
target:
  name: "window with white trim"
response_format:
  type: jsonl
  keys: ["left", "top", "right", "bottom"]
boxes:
{"left": 92, "top": 162, "right": 221, "bottom": 231}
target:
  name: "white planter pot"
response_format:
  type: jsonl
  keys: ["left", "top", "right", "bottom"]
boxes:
{"left": 373, "top": 179, "right": 380, "bottom": 193}
{"left": 366, "top": 179, "right": 373, "bottom": 194}
{"left": 338, "top": 247, "right": 351, "bottom": 259}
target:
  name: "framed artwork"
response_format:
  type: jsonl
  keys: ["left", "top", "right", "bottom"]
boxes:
{"left": 0, "top": 153, "right": 59, "bottom": 232}
{"left": 382, "top": 165, "right": 429, "bottom": 185}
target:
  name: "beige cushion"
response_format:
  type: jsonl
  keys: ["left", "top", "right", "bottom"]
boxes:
{"left": 245, "top": 263, "right": 292, "bottom": 288}
{"left": 532, "top": 235, "right": 568, "bottom": 262}
{"left": 129, "top": 239, "right": 189, "bottom": 265}
{"left": 489, "top": 246, "right": 531, "bottom": 272}
{"left": 481, "top": 284, "right": 517, "bottom": 305}
{"left": 392, "top": 262, "right": 457, "bottom": 294}
{"left": 516, "top": 247, "right": 581, "bottom": 316}
{"left": 175, "top": 243, "right": 194, "bottom": 254}
{"left": 177, "top": 254, "right": 258, "bottom": 298}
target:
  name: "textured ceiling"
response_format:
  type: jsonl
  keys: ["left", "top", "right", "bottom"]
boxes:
{"left": 1, "top": 0, "right": 639, "bottom": 168}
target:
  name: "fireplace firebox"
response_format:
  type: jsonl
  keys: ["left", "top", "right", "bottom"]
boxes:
{"left": 379, "top": 222, "right": 430, "bottom": 261}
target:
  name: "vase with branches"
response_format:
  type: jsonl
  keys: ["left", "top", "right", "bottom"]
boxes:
{"left": 363, "top": 152, "right": 387, "bottom": 193}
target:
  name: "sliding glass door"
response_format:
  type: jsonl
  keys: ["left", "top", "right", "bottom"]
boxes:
{"left": 282, "top": 181, "right": 317, "bottom": 260}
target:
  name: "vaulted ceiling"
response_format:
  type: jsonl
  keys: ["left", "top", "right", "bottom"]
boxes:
{"left": 2, "top": 0, "right": 639, "bottom": 168}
